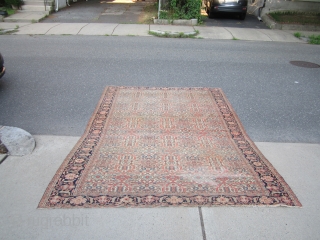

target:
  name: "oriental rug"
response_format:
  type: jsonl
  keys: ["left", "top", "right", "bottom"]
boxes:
{"left": 38, "top": 86, "right": 301, "bottom": 208}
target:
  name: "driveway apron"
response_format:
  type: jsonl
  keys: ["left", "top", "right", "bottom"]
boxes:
{"left": 42, "top": 0, "right": 148, "bottom": 23}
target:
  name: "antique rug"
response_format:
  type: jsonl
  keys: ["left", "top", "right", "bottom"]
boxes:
{"left": 38, "top": 86, "right": 301, "bottom": 208}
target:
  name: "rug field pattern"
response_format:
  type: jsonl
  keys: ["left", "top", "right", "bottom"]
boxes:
{"left": 39, "top": 87, "right": 301, "bottom": 208}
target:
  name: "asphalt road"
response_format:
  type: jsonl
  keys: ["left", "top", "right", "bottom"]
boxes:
{"left": 0, "top": 35, "right": 319, "bottom": 143}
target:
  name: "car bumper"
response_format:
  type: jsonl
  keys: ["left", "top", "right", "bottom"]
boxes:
{"left": 0, "top": 67, "right": 5, "bottom": 79}
{"left": 211, "top": 6, "right": 247, "bottom": 13}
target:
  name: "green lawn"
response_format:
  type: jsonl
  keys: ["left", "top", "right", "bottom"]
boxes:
{"left": 269, "top": 11, "right": 320, "bottom": 25}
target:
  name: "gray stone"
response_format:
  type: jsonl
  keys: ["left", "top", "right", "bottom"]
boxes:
{"left": 149, "top": 30, "right": 197, "bottom": 37}
{"left": 0, "top": 139, "right": 8, "bottom": 154}
{"left": 153, "top": 18, "right": 198, "bottom": 26}
{"left": 173, "top": 19, "right": 197, "bottom": 26}
{"left": 153, "top": 19, "right": 170, "bottom": 24}
{"left": 0, "top": 126, "right": 35, "bottom": 156}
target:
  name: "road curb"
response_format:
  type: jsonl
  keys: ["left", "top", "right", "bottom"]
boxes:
{"left": 149, "top": 29, "right": 198, "bottom": 37}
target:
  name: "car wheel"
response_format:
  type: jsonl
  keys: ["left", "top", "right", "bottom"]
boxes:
{"left": 239, "top": 13, "right": 246, "bottom": 20}
{"left": 0, "top": 10, "right": 8, "bottom": 16}
{"left": 0, "top": 53, "right": 5, "bottom": 79}
{"left": 0, "top": 53, "right": 4, "bottom": 71}
{"left": 208, "top": 10, "right": 216, "bottom": 19}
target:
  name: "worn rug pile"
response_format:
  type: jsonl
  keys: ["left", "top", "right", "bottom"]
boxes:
{"left": 38, "top": 86, "right": 301, "bottom": 208}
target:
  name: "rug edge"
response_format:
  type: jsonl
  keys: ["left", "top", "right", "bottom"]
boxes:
{"left": 37, "top": 86, "right": 302, "bottom": 208}
{"left": 216, "top": 89, "right": 302, "bottom": 207}
{"left": 37, "top": 86, "right": 113, "bottom": 208}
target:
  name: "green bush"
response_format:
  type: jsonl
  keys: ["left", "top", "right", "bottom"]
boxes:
{"left": 4, "top": 0, "right": 23, "bottom": 8}
{"left": 160, "top": 0, "right": 202, "bottom": 21}
{"left": 294, "top": 32, "right": 301, "bottom": 38}
{"left": 309, "top": 34, "right": 320, "bottom": 45}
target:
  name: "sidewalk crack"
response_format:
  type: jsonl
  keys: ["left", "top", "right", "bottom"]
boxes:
{"left": 112, "top": 24, "right": 119, "bottom": 36}
{"left": 256, "top": 29, "right": 273, "bottom": 41}
{"left": 198, "top": 207, "right": 207, "bottom": 240}
{"left": 77, "top": 23, "right": 90, "bottom": 35}
{"left": 45, "top": 23, "right": 62, "bottom": 35}
{"left": 224, "top": 27, "right": 235, "bottom": 39}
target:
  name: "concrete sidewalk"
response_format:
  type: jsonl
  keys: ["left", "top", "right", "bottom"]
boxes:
{"left": 1, "top": 22, "right": 317, "bottom": 42}
{"left": 0, "top": 135, "right": 319, "bottom": 239}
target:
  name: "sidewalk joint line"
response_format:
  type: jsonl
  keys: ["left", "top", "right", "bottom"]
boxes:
{"left": 77, "top": 23, "right": 90, "bottom": 35}
{"left": 198, "top": 207, "right": 207, "bottom": 240}
{"left": 111, "top": 24, "right": 119, "bottom": 35}
{"left": 256, "top": 29, "right": 273, "bottom": 41}
{"left": 224, "top": 27, "right": 235, "bottom": 39}
{"left": 45, "top": 23, "right": 62, "bottom": 35}
{"left": 18, "top": 23, "right": 33, "bottom": 30}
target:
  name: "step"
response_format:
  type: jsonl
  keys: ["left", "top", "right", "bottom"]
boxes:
{"left": 23, "top": 0, "right": 54, "bottom": 3}
{"left": 133, "top": 0, "right": 158, "bottom": 3}
{"left": 3, "top": 11, "right": 48, "bottom": 22}
{"left": 23, "top": 1, "right": 53, "bottom": 6}
{"left": 21, "top": 5, "right": 52, "bottom": 11}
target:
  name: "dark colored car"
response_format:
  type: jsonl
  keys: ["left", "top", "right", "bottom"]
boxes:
{"left": 204, "top": 0, "right": 248, "bottom": 20}
{"left": 0, "top": 53, "right": 5, "bottom": 79}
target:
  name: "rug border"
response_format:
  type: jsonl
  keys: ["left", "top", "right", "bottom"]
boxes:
{"left": 216, "top": 89, "right": 302, "bottom": 207}
{"left": 38, "top": 86, "right": 302, "bottom": 209}
{"left": 38, "top": 86, "right": 113, "bottom": 209}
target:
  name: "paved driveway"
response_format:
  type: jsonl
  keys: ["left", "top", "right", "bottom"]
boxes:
{"left": 42, "top": 0, "right": 148, "bottom": 24}
{"left": 42, "top": 0, "right": 268, "bottom": 28}
{"left": 203, "top": 12, "right": 268, "bottom": 29}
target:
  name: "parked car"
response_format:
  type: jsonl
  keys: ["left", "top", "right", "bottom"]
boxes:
{"left": 204, "top": 0, "right": 248, "bottom": 20}
{"left": 0, "top": 53, "right": 5, "bottom": 79}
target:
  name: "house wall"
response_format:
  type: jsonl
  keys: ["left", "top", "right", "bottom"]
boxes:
{"left": 55, "top": 0, "right": 68, "bottom": 10}
{"left": 248, "top": 0, "right": 320, "bottom": 17}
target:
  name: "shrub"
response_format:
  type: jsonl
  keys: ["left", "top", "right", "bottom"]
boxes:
{"left": 160, "top": 0, "right": 202, "bottom": 21}
{"left": 5, "top": 0, "right": 23, "bottom": 8}
{"left": 309, "top": 34, "right": 320, "bottom": 45}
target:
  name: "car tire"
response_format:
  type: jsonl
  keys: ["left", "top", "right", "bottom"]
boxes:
{"left": 208, "top": 10, "right": 216, "bottom": 19}
{"left": 0, "top": 53, "right": 4, "bottom": 71}
{"left": 0, "top": 10, "right": 8, "bottom": 16}
{"left": 239, "top": 13, "right": 246, "bottom": 20}
{"left": 0, "top": 53, "right": 4, "bottom": 79}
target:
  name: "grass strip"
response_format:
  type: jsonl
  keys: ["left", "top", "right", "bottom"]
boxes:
{"left": 269, "top": 11, "right": 320, "bottom": 25}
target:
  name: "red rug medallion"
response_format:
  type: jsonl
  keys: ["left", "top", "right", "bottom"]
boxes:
{"left": 38, "top": 87, "right": 301, "bottom": 208}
